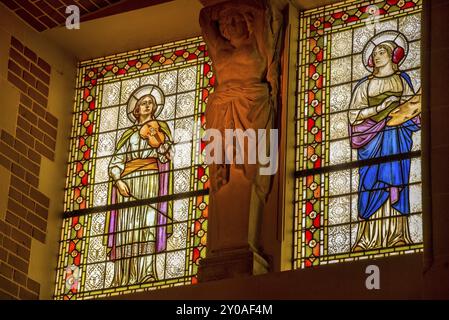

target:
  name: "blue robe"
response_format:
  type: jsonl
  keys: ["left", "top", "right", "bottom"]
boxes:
{"left": 352, "top": 73, "right": 421, "bottom": 219}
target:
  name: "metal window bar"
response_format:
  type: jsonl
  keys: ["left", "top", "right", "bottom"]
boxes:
{"left": 64, "top": 188, "right": 209, "bottom": 218}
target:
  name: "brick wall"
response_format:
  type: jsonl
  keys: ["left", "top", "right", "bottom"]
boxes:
{"left": 0, "top": 36, "right": 58, "bottom": 299}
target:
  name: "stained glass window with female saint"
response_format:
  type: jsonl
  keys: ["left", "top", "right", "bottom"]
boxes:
{"left": 55, "top": 37, "right": 213, "bottom": 299}
{"left": 294, "top": 0, "right": 423, "bottom": 268}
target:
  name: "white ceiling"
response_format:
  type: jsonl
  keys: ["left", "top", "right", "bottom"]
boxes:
{"left": 42, "top": 0, "right": 203, "bottom": 61}
{"left": 41, "top": 0, "right": 342, "bottom": 61}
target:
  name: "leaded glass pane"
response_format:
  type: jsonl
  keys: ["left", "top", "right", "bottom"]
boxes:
{"left": 56, "top": 37, "right": 212, "bottom": 300}
{"left": 295, "top": 0, "right": 423, "bottom": 269}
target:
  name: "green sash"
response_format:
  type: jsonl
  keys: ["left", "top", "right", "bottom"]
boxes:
{"left": 369, "top": 91, "right": 402, "bottom": 123}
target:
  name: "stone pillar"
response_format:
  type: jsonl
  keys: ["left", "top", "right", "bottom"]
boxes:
{"left": 197, "top": 0, "right": 284, "bottom": 281}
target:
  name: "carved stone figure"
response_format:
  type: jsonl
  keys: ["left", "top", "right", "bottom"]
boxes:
{"left": 198, "top": 0, "right": 283, "bottom": 281}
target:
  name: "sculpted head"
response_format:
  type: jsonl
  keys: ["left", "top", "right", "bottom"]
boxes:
{"left": 218, "top": 9, "right": 250, "bottom": 45}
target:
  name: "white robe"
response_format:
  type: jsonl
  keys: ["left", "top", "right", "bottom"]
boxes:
{"left": 108, "top": 130, "right": 169, "bottom": 285}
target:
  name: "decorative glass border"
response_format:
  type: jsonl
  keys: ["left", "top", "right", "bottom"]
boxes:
{"left": 294, "top": 0, "right": 423, "bottom": 269}
{"left": 55, "top": 37, "right": 212, "bottom": 300}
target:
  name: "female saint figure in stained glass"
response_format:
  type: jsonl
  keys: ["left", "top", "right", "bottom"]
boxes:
{"left": 105, "top": 85, "right": 173, "bottom": 286}
{"left": 348, "top": 31, "right": 421, "bottom": 251}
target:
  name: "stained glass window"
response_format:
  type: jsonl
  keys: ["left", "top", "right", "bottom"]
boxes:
{"left": 54, "top": 37, "right": 213, "bottom": 299}
{"left": 294, "top": 0, "right": 423, "bottom": 268}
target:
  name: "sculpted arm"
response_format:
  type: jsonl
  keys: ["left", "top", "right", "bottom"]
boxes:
{"left": 199, "top": 5, "right": 231, "bottom": 58}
